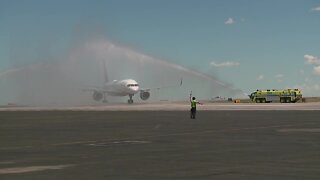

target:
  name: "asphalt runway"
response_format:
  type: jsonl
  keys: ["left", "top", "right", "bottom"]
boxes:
{"left": 1, "top": 102, "right": 320, "bottom": 111}
{"left": 1, "top": 110, "right": 320, "bottom": 179}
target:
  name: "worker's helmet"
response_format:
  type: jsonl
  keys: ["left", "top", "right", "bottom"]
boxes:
{"left": 192, "top": 97, "right": 196, "bottom": 100}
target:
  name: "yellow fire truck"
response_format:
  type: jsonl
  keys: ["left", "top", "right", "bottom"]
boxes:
{"left": 249, "top": 89, "right": 302, "bottom": 103}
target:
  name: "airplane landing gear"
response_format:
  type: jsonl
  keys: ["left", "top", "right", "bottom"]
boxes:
{"left": 128, "top": 94, "right": 134, "bottom": 104}
{"left": 102, "top": 93, "right": 108, "bottom": 103}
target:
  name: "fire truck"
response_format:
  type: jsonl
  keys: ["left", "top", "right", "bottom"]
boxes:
{"left": 249, "top": 89, "right": 302, "bottom": 103}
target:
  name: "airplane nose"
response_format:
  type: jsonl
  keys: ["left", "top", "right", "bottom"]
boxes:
{"left": 130, "top": 87, "right": 139, "bottom": 93}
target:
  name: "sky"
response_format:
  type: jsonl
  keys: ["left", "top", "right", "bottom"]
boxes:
{"left": 1, "top": 0, "right": 320, "bottom": 100}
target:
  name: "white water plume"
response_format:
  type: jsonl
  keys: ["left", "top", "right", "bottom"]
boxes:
{"left": 0, "top": 38, "right": 244, "bottom": 106}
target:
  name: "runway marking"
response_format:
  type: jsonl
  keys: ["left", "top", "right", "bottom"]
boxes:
{"left": 131, "top": 123, "right": 319, "bottom": 140}
{"left": 0, "top": 146, "right": 33, "bottom": 150}
{"left": 277, "top": 128, "right": 320, "bottom": 133}
{"left": 1, "top": 123, "right": 317, "bottom": 150}
{"left": 88, "top": 140, "right": 151, "bottom": 147}
{"left": 0, "top": 161, "right": 15, "bottom": 165}
{"left": 57, "top": 122, "right": 318, "bottom": 147}
{"left": 50, "top": 140, "right": 98, "bottom": 146}
{"left": 0, "top": 164, "right": 74, "bottom": 175}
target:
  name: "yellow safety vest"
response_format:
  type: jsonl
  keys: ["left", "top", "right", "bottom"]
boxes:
{"left": 191, "top": 100, "right": 197, "bottom": 108}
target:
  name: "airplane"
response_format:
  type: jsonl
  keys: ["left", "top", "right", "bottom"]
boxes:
{"left": 84, "top": 61, "right": 183, "bottom": 104}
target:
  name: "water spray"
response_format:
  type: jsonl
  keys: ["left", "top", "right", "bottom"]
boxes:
{"left": 0, "top": 38, "right": 244, "bottom": 105}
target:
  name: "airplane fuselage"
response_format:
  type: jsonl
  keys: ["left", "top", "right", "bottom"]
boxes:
{"left": 103, "top": 79, "right": 140, "bottom": 96}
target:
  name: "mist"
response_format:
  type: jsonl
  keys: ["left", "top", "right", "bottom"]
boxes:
{"left": 0, "top": 34, "right": 244, "bottom": 106}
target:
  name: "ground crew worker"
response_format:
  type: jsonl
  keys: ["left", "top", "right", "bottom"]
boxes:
{"left": 190, "top": 96, "right": 202, "bottom": 119}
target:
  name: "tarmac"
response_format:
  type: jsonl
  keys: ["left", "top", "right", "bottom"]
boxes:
{"left": 1, "top": 103, "right": 320, "bottom": 179}
{"left": 1, "top": 101, "right": 320, "bottom": 111}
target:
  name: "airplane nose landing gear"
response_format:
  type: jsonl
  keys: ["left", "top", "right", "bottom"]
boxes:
{"left": 102, "top": 93, "right": 108, "bottom": 103}
{"left": 128, "top": 94, "right": 134, "bottom": 104}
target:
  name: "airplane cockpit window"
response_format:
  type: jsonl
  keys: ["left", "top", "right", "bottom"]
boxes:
{"left": 127, "top": 84, "right": 139, "bottom": 87}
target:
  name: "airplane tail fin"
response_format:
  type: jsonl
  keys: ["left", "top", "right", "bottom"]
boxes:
{"left": 103, "top": 60, "right": 109, "bottom": 83}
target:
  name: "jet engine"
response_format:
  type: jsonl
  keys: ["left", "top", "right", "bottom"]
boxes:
{"left": 140, "top": 91, "right": 150, "bottom": 101}
{"left": 93, "top": 91, "right": 103, "bottom": 101}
